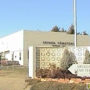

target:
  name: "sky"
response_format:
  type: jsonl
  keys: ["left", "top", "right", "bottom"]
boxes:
{"left": 0, "top": 0, "right": 90, "bottom": 37}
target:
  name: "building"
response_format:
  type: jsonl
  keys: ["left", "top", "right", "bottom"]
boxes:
{"left": 0, "top": 30, "right": 90, "bottom": 65}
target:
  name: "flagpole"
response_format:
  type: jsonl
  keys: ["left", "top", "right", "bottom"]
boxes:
{"left": 73, "top": 0, "right": 77, "bottom": 47}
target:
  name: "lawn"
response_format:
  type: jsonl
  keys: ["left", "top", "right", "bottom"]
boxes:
{"left": 0, "top": 66, "right": 30, "bottom": 90}
{"left": 0, "top": 66, "right": 89, "bottom": 90}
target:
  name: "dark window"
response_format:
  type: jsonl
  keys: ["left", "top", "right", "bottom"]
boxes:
{"left": 12, "top": 53, "right": 14, "bottom": 60}
{"left": 27, "top": 50, "right": 29, "bottom": 60}
{"left": 19, "top": 52, "right": 21, "bottom": 60}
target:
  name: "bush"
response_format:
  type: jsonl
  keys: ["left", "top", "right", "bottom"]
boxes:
{"left": 36, "top": 68, "right": 51, "bottom": 78}
{"left": 0, "top": 60, "right": 20, "bottom": 66}
{"left": 36, "top": 68, "right": 78, "bottom": 79}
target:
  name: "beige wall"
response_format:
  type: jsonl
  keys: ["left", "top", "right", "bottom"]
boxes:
{"left": 24, "top": 30, "right": 90, "bottom": 46}
{"left": 1, "top": 30, "right": 89, "bottom": 65}
{"left": 77, "top": 35, "right": 90, "bottom": 46}
{"left": 23, "top": 30, "right": 90, "bottom": 65}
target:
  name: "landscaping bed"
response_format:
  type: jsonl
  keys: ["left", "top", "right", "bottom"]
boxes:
{"left": 25, "top": 78, "right": 88, "bottom": 90}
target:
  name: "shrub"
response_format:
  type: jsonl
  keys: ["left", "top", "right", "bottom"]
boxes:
{"left": 36, "top": 63, "right": 57, "bottom": 78}
{"left": 36, "top": 68, "right": 77, "bottom": 79}
{"left": 36, "top": 68, "right": 51, "bottom": 78}
{"left": 49, "top": 63, "right": 57, "bottom": 78}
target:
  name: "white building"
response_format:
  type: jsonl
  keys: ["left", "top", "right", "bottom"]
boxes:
{"left": 0, "top": 30, "right": 23, "bottom": 65}
{"left": 0, "top": 30, "right": 90, "bottom": 66}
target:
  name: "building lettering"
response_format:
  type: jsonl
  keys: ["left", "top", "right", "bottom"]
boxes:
{"left": 43, "top": 41, "right": 74, "bottom": 45}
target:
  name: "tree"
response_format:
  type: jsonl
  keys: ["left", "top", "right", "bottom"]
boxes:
{"left": 51, "top": 26, "right": 60, "bottom": 32}
{"left": 82, "top": 31, "right": 88, "bottom": 35}
{"left": 83, "top": 49, "right": 90, "bottom": 64}
{"left": 60, "top": 28, "right": 65, "bottom": 32}
{"left": 67, "top": 24, "right": 74, "bottom": 34}
{"left": 77, "top": 32, "right": 80, "bottom": 35}
{"left": 60, "top": 48, "right": 77, "bottom": 70}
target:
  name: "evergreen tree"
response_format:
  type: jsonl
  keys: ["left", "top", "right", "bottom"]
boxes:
{"left": 51, "top": 26, "right": 60, "bottom": 32}
{"left": 67, "top": 24, "right": 74, "bottom": 34}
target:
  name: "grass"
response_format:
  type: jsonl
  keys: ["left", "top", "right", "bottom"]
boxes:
{"left": 30, "top": 81, "right": 87, "bottom": 90}
{"left": 25, "top": 78, "right": 87, "bottom": 90}
{"left": 0, "top": 66, "right": 29, "bottom": 76}
{"left": 25, "top": 78, "right": 41, "bottom": 85}
{"left": 0, "top": 66, "right": 88, "bottom": 90}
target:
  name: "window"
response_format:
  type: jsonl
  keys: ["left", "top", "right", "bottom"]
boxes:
{"left": 27, "top": 50, "right": 29, "bottom": 60}
{"left": 19, "top": 52, "right": 21, "bottom": 60}
{"left": 12, "top": 52, "right": 14, "bottom": 60}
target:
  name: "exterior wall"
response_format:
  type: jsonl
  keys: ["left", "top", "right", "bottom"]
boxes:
{"left": 68, "top": 46, "right": 90, "bottom": 63}
{"left": 23, "top": 31, "right": 74, "bottom": 65}
{"left": 0, "top": 30, "right": 24, "bottom": 65}
{"left": 23, "top": 30, "right": 90, "bottom": 46}
{"left": 29, "top": 46, "right": 90, "bottom": 78}
{"left": 36, "top": 46, "right": 63, "bottom": 69}
{"left": 0, "top": 30, "right": 90, "bottom": 66}
{"left": 77, "top": 35, "right": 90, "bottom": 46}
{"left": 29, "top": 46, "right": 36, "bottom": 78}
{"left": 23, "top": 30, "right": 90, "bottom": 65}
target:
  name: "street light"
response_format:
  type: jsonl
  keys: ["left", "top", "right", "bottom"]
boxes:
{"left": 73, "top": 0, "right": 77, "bottom": 47}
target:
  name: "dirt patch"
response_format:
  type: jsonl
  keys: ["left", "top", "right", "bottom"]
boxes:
{"left": 0, "top": 69, "right": 89, "bottom": 90}
{"left": 0, "top": 68, "right": 30, "bottom": 90}
{"left": 0, "top": 76, "right": 26, "bottom": 90}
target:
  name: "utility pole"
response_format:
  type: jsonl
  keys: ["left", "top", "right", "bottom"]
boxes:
{"left": 73, "top": 0, "right": 77, "bottom": 47}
